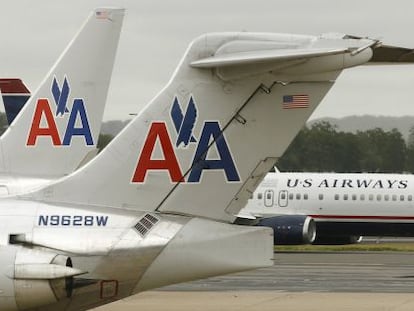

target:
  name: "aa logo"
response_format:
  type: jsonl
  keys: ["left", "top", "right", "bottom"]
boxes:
{"left": 27, "top": 77, "right": 93, "bottom": 146}
{"left": 132, "top": 96, "right": 240, "bottom": 183}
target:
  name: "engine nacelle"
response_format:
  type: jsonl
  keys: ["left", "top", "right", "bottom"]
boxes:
{"left": 313, "top": 235, "right": 363, "bottom": 245}
{"left": 257, "top": 215, "right": 316, "bottom": 245}
{"left": 0, "top": 245, "right": 84, "bottom": 311}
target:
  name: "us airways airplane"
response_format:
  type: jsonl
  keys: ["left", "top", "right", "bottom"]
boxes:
{"left": 239, "top": 171, "right": 414, "bottom": 245}
{"left": 1, "top": 17, "right": 413, "bottom": 310}
{"left": 0, "top": 8, "right": 123, "bottom": 196}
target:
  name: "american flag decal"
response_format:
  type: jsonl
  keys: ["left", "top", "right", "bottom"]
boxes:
{"left": 282, "top": 94, "right": 309, "bottom": 109}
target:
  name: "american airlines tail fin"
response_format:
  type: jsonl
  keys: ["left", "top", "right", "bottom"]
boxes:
{"left": 0, "top": 8, "right": 124, "bottom": 177}
{"left": 31, "top": 33, "right": 376, "bottom": 222}
{"left": 0, "top": 79, "right": 31, "bottom": 125}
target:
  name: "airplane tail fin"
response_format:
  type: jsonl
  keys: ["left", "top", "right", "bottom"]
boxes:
{"left": 0, "top": 79, "right": 31, "bottom": 125}
{"left": 31, "top": 32, "right": 374, "bottom": 222}
{"left": 0, "top": 8, "right": 124, "bottom": 177}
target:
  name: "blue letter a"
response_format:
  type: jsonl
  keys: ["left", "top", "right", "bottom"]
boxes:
{"left": 62, "top": 99, "right": 94, "bottom": 146}
{"left": 188, "top": 121, "right": 240, "bottom": 183}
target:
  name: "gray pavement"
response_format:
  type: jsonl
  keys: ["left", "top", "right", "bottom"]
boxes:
{"left": 160, "top": 251, "right": 414, "bottom": 293}
{"left": 94, "top": 251, "right": 414, "bottom": 310}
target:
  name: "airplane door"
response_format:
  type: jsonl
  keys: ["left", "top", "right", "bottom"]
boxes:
{"left": 264, "top": 190, "right": 274, "bottom": 207}
{"left": 278, "top": 190, "right": 288, "bottom": 207}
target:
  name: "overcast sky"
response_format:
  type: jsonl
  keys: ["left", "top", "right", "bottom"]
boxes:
{"left": 1, "top": 0, "right": 414, "bottom": 121}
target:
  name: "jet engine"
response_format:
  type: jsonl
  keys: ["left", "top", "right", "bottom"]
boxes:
{"left": 257, "top": 215, "right": 316, "bottom": 245}
{"left": 0, "top": 245, "right": 85, "bottom": 311}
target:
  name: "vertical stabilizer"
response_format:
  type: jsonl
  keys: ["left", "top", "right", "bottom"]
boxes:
{"left": 0, "top": 79, "right": 31, "bottom": 125}
{"left": 0, "top": 8, "right": 124, "bottom": 177}
{"left": 31, "top": 33, "right": 374, "bottom": 222}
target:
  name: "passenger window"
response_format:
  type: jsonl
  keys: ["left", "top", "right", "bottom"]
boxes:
{"left": 400, "top": 195, "right": 405, "bottom": 201}
{"left": 409, "top": 195, "right": 413, "bottom": 202}
{"left": 360, "top": 194, "right": 365, "bottom": 201}
{"left": 352, "top": 194, "right": 357, "bottom": 201}
{"left": 289, "top": 193, "right": 294, "bottom": 200}
{"left": 318, "top": 194, "right": 324, "bottom": 200}
{"left": 280, "top": 192, "right": 286, "bottom": 200}
{"left": 377, "top": 194, "right": 381, "bottom": 201}
{"left": 384, "top": 195, "right": 389, "bottom": 201}
{"left": 369, "top": 194, "right": 374, "bottom": 201}
{"left": 334, "top": 194, "right": 339, "bottom": 200}
{"left": 343, "top": 194, "right": 348, "bottom": 200}
{"left": 392, "top": 195, "right": 397, "bottom": 201}
{"left": 258, "top": 193, "right": 263, "bottom": 200}
{"left": 267, "top": 192, "right": 272, "bottom": 200}
{"left": 296, "top": 193, "right": 301, "bottom": 200}
{"left": 304, "top": 194, "right": 308, "bottom": 200}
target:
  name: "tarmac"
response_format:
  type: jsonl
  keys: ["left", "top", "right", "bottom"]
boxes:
{"left": 94, "top": 251, "right": 414, "bottom": 311}
{"left": 96, "top": 292, "right": 414, "bottom": 311}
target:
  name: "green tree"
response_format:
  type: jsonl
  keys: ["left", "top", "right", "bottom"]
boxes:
{"left": 279, "top": 121, "right": 410, "bottom": 173}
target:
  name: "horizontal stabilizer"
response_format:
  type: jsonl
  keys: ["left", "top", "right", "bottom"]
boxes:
{"left": 370, "top": 45, "right": 414, "bottom": 63}
{"left": 191, "top": 47, "right": 348, "bottom": 68}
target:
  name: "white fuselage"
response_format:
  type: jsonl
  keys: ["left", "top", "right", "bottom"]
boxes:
{"left": 242, "top": 172, "right": 414, "bottom": 236}
{"left": 0, "top": 174, "right": 58, "bottom": 197}
{"left": 0, "top": 199, "right": 272, "bottom": 311}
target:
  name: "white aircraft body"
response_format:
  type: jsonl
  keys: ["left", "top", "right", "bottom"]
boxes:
{"left": 241, "top": 171, "right": 414, "bottom": 244}
{"left": 0, "top": 7, "right": 122, "bottom": 197}
{"left": 0, "top": 7, "right": 412, "bottom": 309}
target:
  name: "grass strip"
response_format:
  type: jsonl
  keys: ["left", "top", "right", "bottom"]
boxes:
{"left": 275, "top": 243, "right": 414, "bottom": 252}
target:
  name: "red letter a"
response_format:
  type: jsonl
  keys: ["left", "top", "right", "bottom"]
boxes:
{"left": 132, "top": 122, "right": 184, "bottom": 183}
{"left": 27, "top": 99, "right": 61, "bottom": 146}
